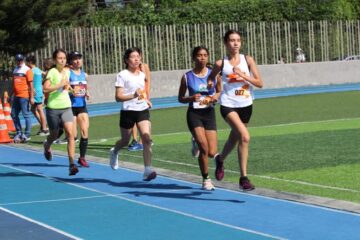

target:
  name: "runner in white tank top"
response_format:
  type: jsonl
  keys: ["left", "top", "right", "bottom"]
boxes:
{"left": 206, "top": 30, "right": 263, "bottom": 191}
{"left": 220, "top": 54, "right": 254, "bottom": 108}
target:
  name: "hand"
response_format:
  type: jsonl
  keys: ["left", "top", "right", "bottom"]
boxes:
{"left": 135, "top": 88, "right": 146, "bottom": 99}
{"left": 210, "top": 95, "right": 218, "bottom": 103}
{"left": 86, "top": 91, "right": 90, "bottom": 100}
{"left": 193, "top": 93, "right": 201, "bottom": 102}
{"left": 30, "top": 97, "right": 35, "bottom": 105}
{"left": 233, "top": 67, "right": 246, "bottom": 80}
{"left": 145, "top": 99, "right": 152, "bottom": 108}
{"left": 207, "top": 79, "right": 214, "bottom": 89}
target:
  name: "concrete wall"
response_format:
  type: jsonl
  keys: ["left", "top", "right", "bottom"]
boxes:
{"left": 87, "top": 60, "right": 360, "bottom": 104}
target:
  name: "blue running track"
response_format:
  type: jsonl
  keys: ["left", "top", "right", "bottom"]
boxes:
{"left": 0, "top": 145, "right": 359, "bottom": 240}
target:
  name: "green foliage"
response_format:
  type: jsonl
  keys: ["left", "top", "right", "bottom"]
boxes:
{"left": 0, "top": 0, "right": 87, "bottom": 55}
{"left": 87, "top": 0, "right": 360, "bottom": 26}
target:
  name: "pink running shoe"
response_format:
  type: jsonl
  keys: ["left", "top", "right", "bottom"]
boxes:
{"left": 214, "top": 154, "right": 224, "bottom": 181}
{"left": 239, "top": 176, "right": 255, "bottom": 191}
{"left": 78, "top": 157, "right": 89, "bottom": 168}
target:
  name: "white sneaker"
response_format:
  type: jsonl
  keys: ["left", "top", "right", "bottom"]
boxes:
{"left": 202, "top": 178, "right": 215, "bottom": 191}
{"left": 109, "top": 148, "right": 119, "bottom": 170}
{"left": 143, "top": 170, "right": 157, "bottom": 181}
{"left": 191, "top": 137, "right": 200, "bottom": 158}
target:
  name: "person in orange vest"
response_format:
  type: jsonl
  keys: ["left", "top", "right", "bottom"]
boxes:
{"left": 11, "top": 54, "right": 34, "bottom": 143}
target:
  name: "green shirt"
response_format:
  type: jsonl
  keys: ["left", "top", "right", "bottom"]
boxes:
{"left": 46, "top": 68, "right": 71, "bottom": 109}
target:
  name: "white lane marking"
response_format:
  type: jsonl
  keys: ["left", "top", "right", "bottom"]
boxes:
{"left": 0, "top": 206, "right": 82, "bottom": 240}
{"left": 0, "top": 162, "right": 285, "bottom": 240}
{"left": 91, "top": 149, "right": 360, "bottom": 194}
{"left": 2, "top": 144, "right": 360, "bottom": 217}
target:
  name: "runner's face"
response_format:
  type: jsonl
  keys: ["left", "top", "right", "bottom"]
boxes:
{"left": 226, "top": 33, "right": 241, "bottom": 53}
{"left": 126, "top": 51, "right": 141, "bottom": 69}
{"left": 72, "top": 56, "right": 83, "bottom": 69}
{"left": 55, "top": 52, "right": 67, "bottom": 68}
{"left": 194, "top": 49, "right": 209, "bottom": 67}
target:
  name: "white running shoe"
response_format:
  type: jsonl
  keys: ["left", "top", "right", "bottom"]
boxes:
{"left": 109, "top": 148, "right": 119, "bottom": 170}
{"left": 202, "top": 178, "right": 215, "bottom": 191}
{"left": 191, "top": 137, "right": 200, "bottom": 158}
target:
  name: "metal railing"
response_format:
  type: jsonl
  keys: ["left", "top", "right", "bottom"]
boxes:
{"left": 1, "top": 20, "right": 360, "bottom": 76}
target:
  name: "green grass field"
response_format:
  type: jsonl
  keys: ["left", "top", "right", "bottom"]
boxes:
{"left": 28, "top": 91, "right": 360, "bottom": 203}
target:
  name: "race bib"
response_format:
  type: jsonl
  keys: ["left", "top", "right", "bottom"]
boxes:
{"left": 72, "top": 83, "right": 87, "bottom": 97}
{"left": 193, "top": 96, "right": 213, "bottom": 109}
{"left": 232, "top": 84, "right": 250, "bottom": 98}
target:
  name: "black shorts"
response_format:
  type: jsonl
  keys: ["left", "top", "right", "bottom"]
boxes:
{"left": 187, "top": 107, "right": 217, "bottom": 131}
{"left": 120, "top": 109, "right": 150, "bottom": 129}
{"left": 72, "top": 106, "right": 88, "bottom": 116}
{"left": 220, "top": 105, "right": 253, "bottom": 123}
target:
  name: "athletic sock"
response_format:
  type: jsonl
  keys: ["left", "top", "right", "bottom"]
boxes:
{"left": 79, "top": 138, "right": 88, "bottom": 158}
{"left": 202, "top": 173, "right": 209, "bottom": 179}
{"left": 144, "top": 166, "right": 153, "bottom": 174}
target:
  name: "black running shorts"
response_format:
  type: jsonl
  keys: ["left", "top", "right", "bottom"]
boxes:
{"left": 220, "top": 105, "right": 253, "bottom": 124}
{"left": 72, "top": 106, "right": 88, "bottom": 117}
{"left": 119, "top": 109, "right": 150, "bottom": 129}
{"left": 186, "top": 107, "right": 217, "bottom": 131}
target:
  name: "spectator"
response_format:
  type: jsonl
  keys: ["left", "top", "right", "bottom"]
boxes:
{"left": 295, "top": 48, "right": 306, "bottom": 63}
{"left": 11, "top": 54, "right": 34, "bottom": 143}
{"left": 26, "top": 55, "right": 49, "bottom": 136}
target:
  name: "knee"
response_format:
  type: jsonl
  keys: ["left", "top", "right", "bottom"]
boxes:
{"left": 198, "top": 143, "right": 209, "bottom": 155}
{"left": 141, "top": 134, "right": 152, "bottom": 146}
{"left": 241, "top": 134, "right": 250, "bottom": 145}
{"left": 208, "top": 150, "right": 217, "bottom": 158}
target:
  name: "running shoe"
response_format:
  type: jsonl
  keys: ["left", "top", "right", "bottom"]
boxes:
{"left": 128, "top": 143, "right": 143, "bottom": 151}
{"left": 38, "top": 129, "right": 50, "bottom": 136}
{"left": 214, "top": 154, "right": 224, "bottom": 181}
{"left": 60, "top": 137, "right": 68, "bottom": 144}
{"left": 21, "top": 133, "right": 31, "bottom": 143}
{"left": 57, "top": 137, "right": 79, "bottom": 145}
{"left": 69, "top": 164, "right": 79, "bottom": 176}
{"left": 43, "top": 141, "right": 52, "bottom": 161}
{"left": 13, "top": 133, "right": 22, "bottom": 143}
{"left": 202, "top": 178, "right": 215, "bottom": 191}
{"left": 143, "top": 171, "right": 157, "bottom": 181}
{"left": 109, "top": 148, "right": 119, "bottom": 170}
{"left": 128, "top": 139, "right": 138, "bottom": 148}
{"left": 78, "top": 157, "right": 89, "bottom": 168}
{"left": 191, "top": 137, "right": 200, "bottom": 158}
{"left": 239, "top": 176, "right": 255, "bottom": 191}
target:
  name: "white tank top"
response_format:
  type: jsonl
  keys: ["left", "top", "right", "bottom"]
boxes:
{"left": 220, "top": 54, "right": 254, "bottom": 108}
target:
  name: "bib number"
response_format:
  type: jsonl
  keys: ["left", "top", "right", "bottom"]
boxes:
{"left": 233, "top": 84, "right": 250, "bottom": 98}
{"left": 193, "top": 96, "right": 212, "bottom": 109}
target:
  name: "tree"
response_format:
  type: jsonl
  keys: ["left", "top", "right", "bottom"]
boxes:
{"left": 0, "top": 0, "right": 88, "bottom": 55}
{"left": 86, "top": 0, "right": 360, "bottom": 26}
